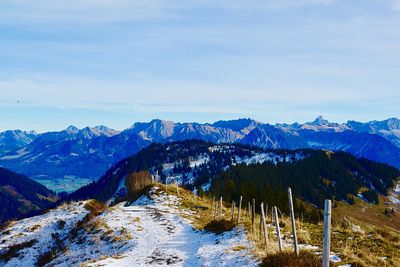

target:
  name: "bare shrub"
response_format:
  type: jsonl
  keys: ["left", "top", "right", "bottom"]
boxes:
{"left": 204, "top": 220, "right": 235, "bottom": 234}
{"left": 125, "top": 171, "right": 153, "bottom": 200}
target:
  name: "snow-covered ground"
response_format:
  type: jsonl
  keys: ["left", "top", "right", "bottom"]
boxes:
{"left": 0, "top": 201, "right": 89, "bottom": 267}
{"left": 0, "top": 187, "right": 258, "bottom": 267}
{"left": 235, "top": 152, "right": 305, "bottom": 166}
{"left": 389, "top": 180, "right": 400, "bottom": 205}
{"left": 89, "top": 188, "right": 258, "bottom": 267}
{"left": 189, "top": 155, "right": 210, "bottom": 168}
{"left": 159, "top": 147, "right": 307, "bottom": 189}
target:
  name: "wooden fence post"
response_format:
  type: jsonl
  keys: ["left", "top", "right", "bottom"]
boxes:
{"left": 237, "top": 196, "right": 242, "bottom": 224}
{"left": 248, "top": 202, "right": 251, "bottom": 221}
{"left": 213, "top": 198, "right": 217, "bottom": 221}
{"left": 260, "top": 203, "right": 268, "bottom": 247}
{"left": 288, "top": 188, "right": 299, "bottom": 255}
{"left": 220, "top": 196, "right": 223, "bottom": 220}
{"left": 231, "top": 201, "right": 235, "bottom": 221}
{"left": 212, "top": 196, "right": 215, "bottom": 218}
{"left": 322, "top": 200, "right": 332, "bottom": 267}
{"left": 252, "top": 198, "right": 256, "bottom": 232}
{"left": 259, "top": 215, "right": 262, "bottom": 238}
{"left": 273, "top": 206, "right": 283, "bottom": 252}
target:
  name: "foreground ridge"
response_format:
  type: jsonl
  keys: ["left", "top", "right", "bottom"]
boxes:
{"left": 0, "top": 186, "right": 258, "bottom": 267}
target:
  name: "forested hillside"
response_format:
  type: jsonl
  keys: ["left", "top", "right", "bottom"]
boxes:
{"left": 67, "top": 140, "right": 400, "bottom": 221}
{"left": 210, "top": 150, "right": 400, "bottom": 221}
{"left": 68, "top": 140, "right": 263, "bottom": 202}
{"left": 0, "top": 167, "right": 58, "bottom": 224}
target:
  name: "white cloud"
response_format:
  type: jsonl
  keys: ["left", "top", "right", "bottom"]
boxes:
{"left": 0, "top": 0, "right": 337, "bottom": 24}
{"left": 0, "top": 71, "right": 395, "bottom": 115}
{"left": 392, "top": 0, "right": 400, "bottom": 9}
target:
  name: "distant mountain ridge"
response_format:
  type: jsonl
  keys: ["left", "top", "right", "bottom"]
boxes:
{"left": 0, "top": 130, "right": 37, "bottom": 155}
{"left": 0, "top": 117, "right": 400, "bottom": 191}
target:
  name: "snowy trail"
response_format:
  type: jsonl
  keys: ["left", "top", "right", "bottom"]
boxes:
{"left": 88, "top": 188, "right": 258, "bottom": 267}
{"left": 0, "top": 187, "right": 258, "bottom": 266}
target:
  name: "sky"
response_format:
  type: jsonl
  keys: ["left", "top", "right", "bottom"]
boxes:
{"left": 1, "top": 0, "right": 400, "bottom": 132}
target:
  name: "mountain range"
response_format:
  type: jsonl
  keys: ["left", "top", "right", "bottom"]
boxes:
{"left": 0, "top": 116, "right": 400, "bottom": 191}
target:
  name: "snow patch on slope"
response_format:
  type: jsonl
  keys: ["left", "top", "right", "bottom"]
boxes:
{"left": 0, "top": 201, "right": 89, "bottom": 267}
{"left": 389, "top": 180, "right": 400, "bottom": 205}
{"left": 235, "top": 152, "right": 305, "bottom": 165}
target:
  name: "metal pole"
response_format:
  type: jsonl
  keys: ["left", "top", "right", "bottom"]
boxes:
{"left": 322, "top": 200, "right": 332, "bottom": 267}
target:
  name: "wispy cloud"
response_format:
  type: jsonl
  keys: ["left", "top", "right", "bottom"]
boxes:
{"left": 0, "top": 0, "right": 337, "bottom": 24}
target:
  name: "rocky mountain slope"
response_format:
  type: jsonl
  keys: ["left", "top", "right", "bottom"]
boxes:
{"left": 347, "top": 117, "right": 400, "bottom": 147}
{"left": 0, "top": 130, "right": 37, "bottom": 156}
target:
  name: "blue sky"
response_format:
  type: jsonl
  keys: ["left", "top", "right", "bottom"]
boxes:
{"left": 1, "top": 0, "right": 399, "bottom": 132}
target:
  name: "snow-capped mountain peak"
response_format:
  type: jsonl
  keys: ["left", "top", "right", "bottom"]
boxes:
{"left": 127, "top": 119, "right": 176, "bottom": 141}
{"left": 301, "top": 116, "right": 350, "bottom": 132}
{"left": 81, "top": 126, "right": 119, "bottom": 139}
{"left": 65, "top": 125, "right": 79, "bottom": 133}
{"left": 311, "top": 115, "right": 330, "bottom": 126}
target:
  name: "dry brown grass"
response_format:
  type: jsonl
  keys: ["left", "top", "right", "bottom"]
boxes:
{"left": 70, "top": 199, "right": 107, "bottom": 242}
{"left": 204, "top": 220, "right": 235, "bottom": 234}
{"left": 261, "top": 251, "right": 327, "bottom": 267}
{"left": 26, "top": 224, "right": 41, "bottom": 232}
{"left": 84, "top": 199, "right": 107, "bottom": 217}
{"left": 334, "top": 195, "right": 400, "bottom": 234}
